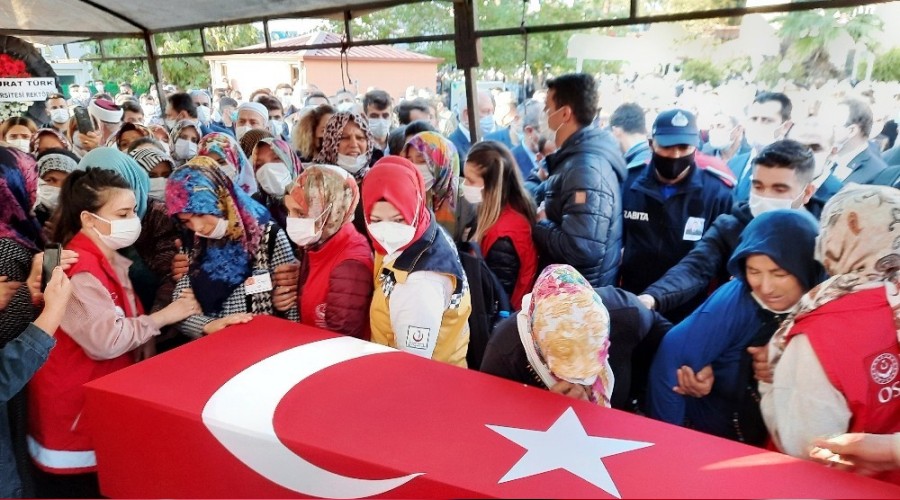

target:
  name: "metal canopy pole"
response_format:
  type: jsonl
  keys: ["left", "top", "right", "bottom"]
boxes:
{"left": 453, "top": 0, "right": 481, "bottom": 145}
{"left": 143, "top": 31, "right": 168, "bottom": 118}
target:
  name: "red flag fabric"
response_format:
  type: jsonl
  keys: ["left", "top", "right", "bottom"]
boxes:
{"left": 84, "top": 316, "right": 900, "bottom": 499}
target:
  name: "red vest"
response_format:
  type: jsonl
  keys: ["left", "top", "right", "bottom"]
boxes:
{"left": 299, "top": 223, "right": 373, "bottom": 338}
{"left": 786, "top": 286, "right": 900, "bottom": 484}
{"left": 28, "top": 233, "right": 140, "bottom": 474}
{"left": 481, "top": 206, "right": 538, "bottom": 310}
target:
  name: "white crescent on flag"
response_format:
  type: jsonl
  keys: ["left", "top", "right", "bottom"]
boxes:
{"left": 201, "top": 337, "right": 423, "bottom": 499}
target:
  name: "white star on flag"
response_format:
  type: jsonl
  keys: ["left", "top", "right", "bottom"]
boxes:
{"left": 487, "top": 407, "right": 653, "bottom": 498}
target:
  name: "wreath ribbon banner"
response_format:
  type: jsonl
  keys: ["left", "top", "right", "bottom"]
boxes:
{"left": 0, "top": 78, "right": 57, "bottom": 102}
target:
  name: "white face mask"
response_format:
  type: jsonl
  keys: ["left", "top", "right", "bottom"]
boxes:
{"left": 285, "top": 205, "right": 331, "bottom": 247}
{"left": 89, "top": 213, "right": 142, "bottom": 250}
{"left": 269, "top": 119, "right": 285, "bottom": 137}
{"left": 8, "top": 138, "right": 30, "bottom": 153}
{"left": 197, "top": 105, "right": 211, "bottom": 124}
{"left": 256, "top": 162, "right": 292, "bottom": 197}
{"left": 174, "top": 138, "right": 198, "bottom": 160}
{"left": 415, "top": 163, "right": 435, "bottom": 190}
{"left": 745, "top": 122, "right": 780, "bottom": 151}
{"left": 198, "top": 217, "right": 228, "bottom": 239}
{"left": 336, "top": 153, "right": 367, "bottom": 174}
{"left": 148, "top": 177, "right": 167, "bottom": 200}
{"left": 748, "top": 188, "right": 805, "bottom": 218}
{"left": 165, "top": 118, "right": 178, "bottom": 131}
{"left": 707, "top": 128, "right": 734, "bottom": 150}
{"left": 461, "top": 182, "right": 483, "bottom": 204}
{"left": 235, "top": 125, "right": 251, "bottom": 141}
{"left": 367, "top": 221, "right": 417, "bottom": 256}
{"left": 37, "top": 180, "right": 60, "bottom": 210}
{"left": 219, "top": 163, "right": 238, "bottom": 181}
{"left": 50, "top": 108, "right": 70, "bottom": 124}
{"left": 368, "top": 118, "right": 390, "bottom": 139}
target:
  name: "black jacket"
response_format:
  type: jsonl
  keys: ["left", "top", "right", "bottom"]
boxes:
{"left": 480, "top": 285, "right": 672, "bottom": 410}
{"left": 532, "top": 126, "right": 626, "bottom": 288}
{"left": 844, "top": 147, "right": 888, "bottom": 185}
{"left": 642, "top": 202, "right": 752, "bottom": 314}
{"left": 484, "top": 237, "right": 519, "bottom": 300}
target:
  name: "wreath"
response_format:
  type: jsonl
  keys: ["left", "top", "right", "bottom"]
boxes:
{"left": 0, "top": 36, "right": 60, "bottom": 123}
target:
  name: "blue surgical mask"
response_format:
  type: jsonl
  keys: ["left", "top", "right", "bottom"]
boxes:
{"left": 480, "top": 116, "right": 496, "bottom": 135}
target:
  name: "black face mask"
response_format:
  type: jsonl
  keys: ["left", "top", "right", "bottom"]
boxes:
{"left": 653, "top": 151, "right": 694, "bottom": 180}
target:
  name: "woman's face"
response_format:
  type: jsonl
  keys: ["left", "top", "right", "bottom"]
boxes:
{"left": 285, "top": 194, "right": 329, "bottom": 232}
{"left": 118, "top": 130, "right": 144, "bottom": 151}
{"left": 337, "top": 121, "right": 368, "bottom": 157}
{"left": 5, "top": 124, "right": 32, "bottom": 141}
{"left": 149, "top": 161, "right": 173, "bottom": 179}
{"left": 82, "top": 188, "right": 137, "bottom": 236}
{"left": 178, "top": 128, "right": 200, "bottom": 144}
{"left": 253, "top": 143, "right": 278, "bottom": 170}
{"left": 176, "top": 213, "right": 223, "bottom": 237}
{"left": 463, "top": 163, "right": 485, "bottom": 188}
{"left": 403, "top": 145, "right": 427, "bottom": 164}
{"left": 745, "top": 254, "right": 805, "bottom": 312}
{"left": 37, "top": 135, "right": 64, "bottom": 155}
{"left": 368, "top": 201, "right": 407, "bottom": 225}
{"left": 205, "top": 151, "right": 229, "bottom": 168}
{"left": 314, "top": 113, "right": 332, "bottom": 151}
{"left": 41, "top": 170, "right": 69, "bottom": 188}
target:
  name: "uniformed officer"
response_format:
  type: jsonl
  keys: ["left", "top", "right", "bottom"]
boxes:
{"left": 620, "top": 108, "right": 734, "bottom": 324}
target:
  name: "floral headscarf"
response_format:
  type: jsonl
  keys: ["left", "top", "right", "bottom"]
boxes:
{"left": 252, "top": 138, "right": 303, "bottom": 179}
{"left": 30, "top": 128, "right": 70, "bottom": 154}
{"left": 405, "top": 131, "right": 460, "bottom": 214}
{"left": 517, "top": 264, "right": 615, "bottom": 407}
{"left": 0, "top": 147, "right": 42, "bottom": 251}
{"left": 168, "top": 119, "right": 202, "bottom": 150}
{"left": 289, "top": 164, "right": 359, "bottom": 243}
{"left": 313, "top": 111, "right": 373, "bottom": 181}
{"left": 79, "top": 147, "right": 150, "bottom": 218}
{"left": 198, "top": 132, "right": 257, "bottom": 195}
{"left": 166, "top": 156, "right": 273, "bottom": 314}
{"left": 770, "top": 184, "right": 900, "bottom": 369}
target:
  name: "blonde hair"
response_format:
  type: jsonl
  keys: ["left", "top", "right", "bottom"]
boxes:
{"left": 294, "top": 104, "right": 334, "bottom": 159}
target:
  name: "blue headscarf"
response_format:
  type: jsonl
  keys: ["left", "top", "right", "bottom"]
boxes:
{"left": 727, "top": 209, "right": 826, "bottom": 291}
{"left": 166, "top": 156, "right": 273, "bottom": 314}
{"left": 78, "top": 147, "right": 150, "bottom": 218}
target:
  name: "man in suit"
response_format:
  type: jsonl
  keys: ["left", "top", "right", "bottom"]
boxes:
{"left": 507, "top": 99, "right": 543, "bottom": 180}
{"left": 449, "top": 90, "right": 495, "bottom": 166}
{"left": 729, "top": 92, "right": 793, "bottom": 202}
{"left": 821, "top": 98, "right": 887, "bottom": 185}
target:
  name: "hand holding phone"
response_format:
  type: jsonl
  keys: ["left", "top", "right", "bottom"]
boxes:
{"left": 42, "top": 243, "right": 62, "bottom": 292}
{"left": 73, "top": 106, "right": 94, "bottom": 135}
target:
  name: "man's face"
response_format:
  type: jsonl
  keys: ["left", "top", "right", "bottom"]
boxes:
{"left": 477, "top": 96, "right": 495, "bottom": 119}
{"left": 745, "top": 100, "right": 788, "bottom": 150}
{"left": 193, "top": 96, "right": 210, "bottom": 108}
{"left": 123, "top": 110, "right": 144, "bottom": 125}
{"left": 408, "top": 108, "right": 429, "bottom": 123}
{"left": 787, "top": 120, "right": 834, "bottom": 177}
{"left": 751, "top": 165, "right": 811, "bottom": 206}
{"left": 366, "top": 105, "right": 391, "bottom": 121}
{"left": 47, "top": 97, "right": 67, "bottom": 111}
{"left": 237, "top": 109, "right": 266, "bottom": 129}
{"left": 268, "top": 109, "right": 284, "bottom": 122}
{"left": 651, "top": 142, "right": 695, "bottom": 159}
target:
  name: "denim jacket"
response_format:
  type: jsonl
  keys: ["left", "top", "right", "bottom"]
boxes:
{"left": 1, "top": 324, "right": 55, "bottom": 498}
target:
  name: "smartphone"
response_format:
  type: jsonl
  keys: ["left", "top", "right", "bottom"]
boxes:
{"left": 41, "top": 243, "right": 62, "bottom": 292}
{"left": 73, "top": 106, "right": 94, "bottom": 135}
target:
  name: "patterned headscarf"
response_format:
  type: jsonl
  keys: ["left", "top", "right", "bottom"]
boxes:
{"left": 770, "top": 184, "right": 900, "bottom": 369}
{"left": 405, "top": 131, "right": 460, "bottom": 214}
{"left": 313, "top": 111, "right": 373, "bottom": 181}
{"left": 166, "top": 156, "right": 273, "bottom": 314}
{"left": 168, "top": 119, "right": 202, "bottom": 150}
{"left": 252, "top": 138, "right": 303, "bottom": 178}
{"left": 198, "top": 132, "right": 257, "bottom": 195}
{"left": 239, "top": 128, "right": 273, "bottom": 159}
{"left": 37, "top": 148, "right": 81, "bottom": 177}
{"left": 30, "top": 128, "right": 70, "bottom": 154}
{"left": 0, "top": 147, "right": 42, "bottom": 251}
{"left": 129, "top": 147, "right": 173, "bottom": 174}
{"left": 289, "top": 164, "right": 359, "bottom": 243}
{"left": 79, "top": 147, "right": 150, "bottom": 218}
{"left": 518, "top": 264, "right": 614, "bottom": 407}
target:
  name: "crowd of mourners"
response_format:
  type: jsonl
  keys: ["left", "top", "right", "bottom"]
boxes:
{"left": 1, "top": 70, "right": 900, "bottom": 497}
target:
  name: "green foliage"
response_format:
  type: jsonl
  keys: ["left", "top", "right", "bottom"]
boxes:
{"left": 868, "top": 47, "right": 900, "bottom": 82}
{"left": 680, "top": 59, "right": 722, "bottom": 86}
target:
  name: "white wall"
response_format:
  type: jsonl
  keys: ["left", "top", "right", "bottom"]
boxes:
{"left": 210, "top": 58, "right": 297, "bottom": 95}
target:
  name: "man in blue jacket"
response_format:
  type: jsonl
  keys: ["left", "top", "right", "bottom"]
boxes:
{"left": 730, "top": 92, "right": 793, "bottom": 202}
{"left": 532, "top": 73, "right": 626, "bottom": 288}
{"left": 620, "top": 108, "right": 734, "bottom": 323}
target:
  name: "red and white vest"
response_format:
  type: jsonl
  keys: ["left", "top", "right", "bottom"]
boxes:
{"left": 28, "top": 233, "right": 139, "bottom": 474}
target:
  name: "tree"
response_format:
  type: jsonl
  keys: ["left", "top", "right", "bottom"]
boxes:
{"left": 89, "top": 25, "right": 261, "bottom": 92}
{"left": 868, "top": 47, "right": 900, "bottom": 82}
{"left": 681, "top": 59, "right": 723, "bottom": 86}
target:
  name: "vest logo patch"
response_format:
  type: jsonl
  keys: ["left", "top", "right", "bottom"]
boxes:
{"left": 406, "top": 326, "right": 430, "bottom": 350}
{"left": 624, "top": 210, "right": 649, "bottom": 221}
{"left": 871, "top": 353, "right": 899, "bottom": 385}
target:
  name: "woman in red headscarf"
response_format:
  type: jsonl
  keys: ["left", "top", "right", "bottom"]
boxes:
{"left": 362, "top": 156, "right": 471, "bottom": 367}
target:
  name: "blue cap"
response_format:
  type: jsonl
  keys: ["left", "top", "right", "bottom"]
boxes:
{"left": 652, "top": 108, "right": 699, "bottom": 147}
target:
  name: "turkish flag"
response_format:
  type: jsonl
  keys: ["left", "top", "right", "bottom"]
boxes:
{"left": 84, "top": 316, "right": 900, "bottom": 499}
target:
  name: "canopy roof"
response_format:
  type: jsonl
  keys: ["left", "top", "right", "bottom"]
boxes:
{"left": 0, "top": 0, "right": 419, "bottom": 45}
